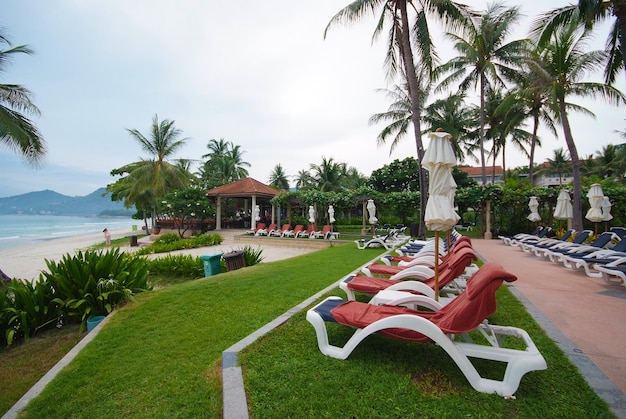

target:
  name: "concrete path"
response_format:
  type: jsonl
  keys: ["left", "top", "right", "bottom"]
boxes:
{"left": 473, "top": 238, "right": 626, "bottom": 415}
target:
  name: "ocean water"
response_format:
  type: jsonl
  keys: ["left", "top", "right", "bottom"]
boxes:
{"left": 0, "top": 215, "right": 137, "bottom": 251}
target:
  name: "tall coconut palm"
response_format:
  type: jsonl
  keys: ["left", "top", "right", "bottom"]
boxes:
{"left": 325, "top": 0, "right": 473, "bottom": 239}
{"left": 529, "top": 20, "right": 626, "bottom": 231}
{"left": 109, "top": 114, "right": 192, "bottom": 230}
{"left": 531, "top": 0, "right": 626, "bottom": 84}
{"left": 294, "top": 169, "right": 314, "bottom": 191}
{"left": 437, "top": 2, "right": 527, "bottom": 185}
{"left": 199, "top": 139, "right": 250, "bottom": 187}
{"left": 0, "top": 32, "right": 46, "bottom": 165}
{"left": 421, "top": 93, "right": 479, "bottom": 163}
{"left": 536, "top": 148, "right": 572, "bottom": 185}
{"left": 268, "top": 164, "right": 290, "bottom": 190}
{"left": 310, "top": 157, "right": 346, "bottom": 192}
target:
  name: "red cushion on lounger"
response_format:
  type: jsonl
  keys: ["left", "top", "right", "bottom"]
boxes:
{"left": 331, "top": 262, "right": 516, "bottom": 342}
{"left": 346, "top": 275, "right": 404, "bottom": 295}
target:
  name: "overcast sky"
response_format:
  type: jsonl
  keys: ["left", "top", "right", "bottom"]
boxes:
{"left": 1, "top": 0, "right": 624, "bottom": 197}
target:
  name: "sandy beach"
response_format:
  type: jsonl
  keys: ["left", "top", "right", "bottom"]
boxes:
{"left": 0, "top": 228, "right": 321, "bottom": 281}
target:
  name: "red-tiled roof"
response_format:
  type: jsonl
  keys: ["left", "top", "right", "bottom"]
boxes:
{"left": 458, "top": 166, "right": 503, "bottom": 176}
{"left": 206, "top": 177, "right": 280, "bottom": 197}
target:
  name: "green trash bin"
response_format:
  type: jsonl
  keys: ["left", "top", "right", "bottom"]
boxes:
{"left": 201, "top": 253, "right": 223, "bottom": 277}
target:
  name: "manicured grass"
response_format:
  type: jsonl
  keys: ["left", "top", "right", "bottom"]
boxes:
{"left": 15, "top": 244, "right": 381, "bottom": 418}
{"left": 241, "top": 286, "right": 614, "bottom": 417}
{"left": 6, "top": 242, "right": 616, "bottom": 418}
{"left": 0, "top": 324, "right": 82, "bottom": 415}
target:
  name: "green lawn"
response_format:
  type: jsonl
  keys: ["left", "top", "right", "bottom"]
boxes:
{"left": 9, "top": 243, "right": 616, "bottom": 418}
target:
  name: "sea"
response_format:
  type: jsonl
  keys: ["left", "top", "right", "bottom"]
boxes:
{"left": 0, "top": 215, "right": 138, "bottom": 251}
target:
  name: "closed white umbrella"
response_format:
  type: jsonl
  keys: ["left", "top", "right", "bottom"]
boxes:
{"left": 367, "top": 199, "right": 377, "bottom": 225}
{"left": 421, "top": 130, "right": 460, "bottom": 301}
{"left": 553, "top": 189, "right": 573, "bottom": 220}
{"left": 308, "top": 206, "right": 316, "bottom": 224}
{"left": 253, "top": 205, "right": 260, "bottom": 223}
{"left": 527, "top": 197, "right": 541, "bottom": 223}
{"left": 586, "top": 184, "right": 604, "bottom": 235}
{"left": 328, "top": 205, "right": 336, "bottom": 224}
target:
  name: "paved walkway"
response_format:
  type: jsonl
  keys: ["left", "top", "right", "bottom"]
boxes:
{"left": 472, "top": 238, "right": 626, "bottom": 416}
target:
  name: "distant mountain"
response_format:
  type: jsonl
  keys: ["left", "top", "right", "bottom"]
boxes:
{"left": 0, "top": 188, "right": 134, "bottom": 216}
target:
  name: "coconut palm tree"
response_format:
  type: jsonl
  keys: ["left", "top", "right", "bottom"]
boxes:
{"left": 536, "top": 148, "right": 572, "bottom": 186}
{"left": 436, "top": 2, "right": 528, "bottom": 185}
{"left": 268, "top": 164, "right": 290, "bottom": 190}
{"left": 0, "top": 32, "right": 46, "bottom": 165}
{"left": 531, "top": 0, "right": 626, "bottom": 84}
{"left": 310, "top": 157, "right": 346, "bottom": 192}
{"left": 529, "top": 19, "right": 626, "bottom": 231}
{"left": 294, "top": 169, "right": 314, "bottom": 191}
{"left": 108, "top": 114, "right": 192, "bottom": 230}
{"left": 421, "top": 93, "right": 479, "bottom": 163}
{"left": 199, "top": 139, "right": 250, "bottom": 187}
{"left": 325, "top": 0, "right": 473, "bottom": 239}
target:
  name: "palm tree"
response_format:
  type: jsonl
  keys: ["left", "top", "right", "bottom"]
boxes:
{"left": 531, "top": 1, "right": 626, "bottom": 84}
{"left": 109, "top": 114, "right": 192, "bottom": 230}
{"left": 437, "top": 2, "right": 527, "bottom": 185}
{"left": 505, "top": 54, "right": 557, "bottom": 185}
{"left": 294, "top": 169, "right": 314, "bottom": 191}
{"left": 536, "top": 148, "right": 572, "bottom": 185}
{"left": 310, "top": 157, "right": 345, "bottom": 192}
{"left": 594, "top": 143, "right": 625, "bottom": 178}
{"left": 325, "top": 0, "right": 473, "bottom": 239}
{"left": 199, "top": 139, "right": 250, "bottom": 187}
{"left": 485, "top": 88, "right": 532, "bottom": 181}
{"left": 268, "top": 164, "right": 290, "bottom": 190}
{"left": 529, "top": 20, "right": 626, "bottom": 231}
{"left": 0, "top": 32, "right": 46, "bottom": 165}
{"left": 422, "top": 93, "right": 479, "bottom": 163}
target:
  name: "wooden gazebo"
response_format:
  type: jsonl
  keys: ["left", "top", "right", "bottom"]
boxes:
{"left": 206, "top": 177, "right": 280, "bottom": 230}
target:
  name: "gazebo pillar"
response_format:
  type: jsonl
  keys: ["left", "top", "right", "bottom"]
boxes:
{"left": 216, "top": 196, "right": 222, "bottom": 230}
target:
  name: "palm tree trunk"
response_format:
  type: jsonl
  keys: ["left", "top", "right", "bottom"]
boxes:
{"left": 398, "top": 0, "right": 428, "bottom": 240}
{"left": 558, "top": 96, "right": 583, "bottom": 231}
{"left": 479, "top": 72, "right": 487, "bottom": 185}
{"left": 528, "top": 110, "right": 540, "bottom": 186}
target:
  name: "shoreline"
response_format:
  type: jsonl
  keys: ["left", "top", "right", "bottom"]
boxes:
{"left": 0, "top": 228, "right": 320, "bottom": 282}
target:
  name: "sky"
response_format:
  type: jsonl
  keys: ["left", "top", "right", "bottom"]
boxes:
{"left": 1, "top": 0, "right": 624, "bottom": 197}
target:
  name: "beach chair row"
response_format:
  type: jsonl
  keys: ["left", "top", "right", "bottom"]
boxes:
{"left": 245, "top": 223, "right": 339, "bottom": 240}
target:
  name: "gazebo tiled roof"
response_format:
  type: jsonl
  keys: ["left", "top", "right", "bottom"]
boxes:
{"left": 206, "top": 177, "right": 279, "bottom": 198}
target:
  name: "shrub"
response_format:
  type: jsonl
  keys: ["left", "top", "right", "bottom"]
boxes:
{"left": 154, "top": 233, "right": 183, "bottom": 245}
{"left": 241, "top": 245, "right": 264, "bottom": 267}
{"left": 148, "top": 254, "right": 204, "bottom": 278}
{"left": 41, "top": 248, "right": 151, "bottom": 329}
{"left": 2, "top": 279, "right": 61, "bottom": 345}
{"left": 135, "top": 233, "right": 223, "bottom": 255}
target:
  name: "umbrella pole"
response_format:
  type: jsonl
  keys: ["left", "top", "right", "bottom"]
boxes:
{"left": 434, "top": 231, "right": 440, "bottom": 302}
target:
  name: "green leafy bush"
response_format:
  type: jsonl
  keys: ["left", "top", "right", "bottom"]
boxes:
{"left": 135, "top": 233, "right": 223, "bottom": 255}
{"left": 3, "top": 279, "right": 61, "bottom": 345}
{"left": 153, "top": 233, "right": 182, "bottom": 245}
{"left": 41, "top": 248, "right": 151, "bottom": 328}
{"left": 148, "top": 254, "right": 204, "bottom": 278}
{"left": 241, "top": 245, "right": 264, "bottom": 267}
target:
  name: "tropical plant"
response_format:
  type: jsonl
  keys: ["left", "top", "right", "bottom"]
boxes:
{"left": 294, "top": 169, "right": 314, "bottom": 191}
{"left": 325, "top": 0, "right": 473, "bottom": 239}
{"left": 41, "top": 249, "right": 151, "bottom": 328}
{"left": 309, "top": 157, "right": 346, "bottom": 192}
{"left": 268, "top": 163, "right": 290, "bottom": 190}
{"left": 528, "top": 18, "right": 626, "bottom": 231}
{"left": 535, "top": 148, "right": 572, "bottom": 186}
{"left": 421, "top": 93, "right": 479, "bottom": 163}
{"left": 437, "top": 2, "right": 528, "bottom": 185}
{"left": 3, "top": 279, "right": 60, "bottom": 345}
{"left": 107, "top": 115, "right": 193, "bottom": 232}
{"left": 199, "top": 138, "right": 250, "bottom": 188}
{"left": 531, "top": 0, "right": 626, "bottom": 84}
{"left": 0, "top": 31, "right": 46, "bottom": 165}
{"left": 158, "top": 187, "right": 214, "bottom": 237}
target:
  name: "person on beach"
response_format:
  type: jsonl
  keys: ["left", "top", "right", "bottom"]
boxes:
{"left": 103, "top": 228, "right": 111, "bottom": 246}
